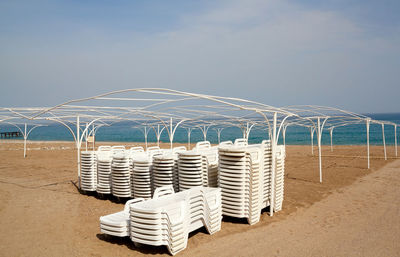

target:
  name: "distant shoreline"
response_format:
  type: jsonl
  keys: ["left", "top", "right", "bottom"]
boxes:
{"left": 0, "top": 139, "right": 392, "bottom": 147}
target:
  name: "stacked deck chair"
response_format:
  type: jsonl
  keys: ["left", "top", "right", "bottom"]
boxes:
{"left": 80, "top": 150, "right": 97, "bottom": 192}
{"left": 129, "top": 186, "right": 222, "bottom": 255}
{"left": 129, "top": 147, "right": 145, "bottom": 197}
{"left": 177, "top": 151, "right": 204, "bottom": 190}
{"left": 99, "top": 186, "right": 174, "bottom": 238}
{"left": 132, "top": 154, "right": 153, "bottom": 199}
{"left": 171, "top": 146, "right": 187, "bottom": 192}
{"left": 96, "top": 146, "right": 113, "bottom": 195}
{"left": 100, "top": 198, "right": 145, "bottom": 237}
{"left": 195, "top": 142, "right": 219, "bottom": 188}
{"left": 274, "top": 145, "right": 285, "bottom": 212}
{"left": 218, "top": 142, "right": 263, "bottom": 225}
{"left": 261, "top": 140, "right": 272, "bottom": 207}
{"left": 152, "top": 154, "right": 175, "bottom": 190}
{"left": 219, "top": 141, "right": 233, "bottom": 147}
{"left": 146, "top": 146, "right": 163, "bottom": 158}
{"left": 218, "top": 139, "right": 286, "bottom": 224}
{"left": 178, "top": 141, "right": 219, "bottom": 191}
{"left": 111, "top": 147, "right": 132, "bottom": 198}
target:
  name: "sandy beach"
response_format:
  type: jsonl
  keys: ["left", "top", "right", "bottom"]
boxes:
{"left": 0, "top": 141, "right": 398, "bottom": 256}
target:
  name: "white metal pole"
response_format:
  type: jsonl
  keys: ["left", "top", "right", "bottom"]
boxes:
{"left": 23, "top": 123, "right": 27, "bottom": 158}
{"left": 330, "top": 128, "right": 333, "bottom": 152}
{"left": 246, "top": 122, "right": 249, "bottom": 140}
{"left": 203, "top": 126, "right": 207, "bottom": 141}
{"left": 270, "top": 112, "right": 277, "bottom": 216}
{"left": 157, "top": 124, "right": 160, "bottom": 147}
{"left": 395, "top": 125, "right": 397, "bottom": 157}
{"left": 382, "top": 123, "right": 387, "bottom": 160}
{"left": 76, "top": 116, "right": 81, "bottom": 189}
{"left": 85, "top": 123, "right": 88, "bottom": 151}
{"left": 92, "top": 124, "right": 95, "bottom": 150}
{"left": 144, "top": 127, "right": 148, "bottom": 150}
{"left": 282, "top": 125, "right": 287, "bottom": 146}
{"left": 187, "top": 128, "right": 191, "bottom": 150}
{"left": 310, "top": 127, "right": 314, "bottom": 155}
{"left": 317, "top": 117, "right": 323, "bottom": 183}
{"left": 367, "top": 119, "right": 370, "bottom": 169}
{"left": 217, "top": 129, "right": 222, "bottom": 144}
{"left": 170, "top": 118, "right": 173, "bottom": 150}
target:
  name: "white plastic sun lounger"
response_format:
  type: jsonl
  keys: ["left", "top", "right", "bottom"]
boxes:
{"left": 100, "top": 198, "right": 145, "bottom": 237}
{"left": 129, "top": 186, "right": 221, "bottom": 255}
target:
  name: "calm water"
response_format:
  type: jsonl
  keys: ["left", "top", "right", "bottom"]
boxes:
{"left": 1, "top": 113, "right": 399, "bottom": 146}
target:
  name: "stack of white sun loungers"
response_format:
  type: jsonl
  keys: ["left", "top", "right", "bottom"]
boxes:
{"left": 274, "top": 145, "right": 285, "bottom": 211}
{"left": 100, "top": 198, "right": 145, "bottom": 237}
{"left": 171, "top": 146, "right": 186, "bottom": 192}
{"left": 96, "top": 146, "right": 113, "bottom": 194}
{"left": 152, "top": 154, "right": 175, "bottom": 190}
{"left": 261, "top": 140, "right": 272, "bottom": 207}
{"left": 177, "top": 141, "right": 219, "bottom": 191}
{"left": 218, "top": 140, "right": 263, "bottom": 225}
{"left": 80, "top": 150, "right": 97, "bottom": 192}
{"left": 129, "top": 186, "right": 222, "bottom": 255}
{"left": 217, "top": 138, "right": 286, "bottom": 225}
{"left": 111, "top": 148, "right": 132, "bottom": 198}
{"left": 131, "top": 154, "right": 153, "bottom": 199}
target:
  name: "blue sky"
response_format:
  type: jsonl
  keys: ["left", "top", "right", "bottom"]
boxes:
{"left": 0, "top": 0, "right": 399, "bottom": 113}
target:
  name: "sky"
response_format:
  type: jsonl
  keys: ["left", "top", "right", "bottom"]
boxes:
{"left": 0, "top": 0, "right": 399, "bottom": 113}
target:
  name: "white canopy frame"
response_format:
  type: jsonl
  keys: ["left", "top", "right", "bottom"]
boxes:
{"left": 1, "top": 88, "right": 398, "bottom": 215}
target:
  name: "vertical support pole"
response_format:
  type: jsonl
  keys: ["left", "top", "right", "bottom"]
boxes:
{"left": 317, "top": 117, "right": 323, "bottom": 183}
{"left": 144, "top": 127, "right": 148, "bottom": 150}
{"left": 246, "top": 122, "right": 249, "bottom": 140}
{"left": 157, "top": 124, "right": 160, "bottom": 147}
{"left": 330, "top": 128, "right": 333, "bottom": 152}
{"left": 203, "top": 126, "right": 207, "bottom": 141}
{"left": 92, "top": 124, "right": 95, "bottom": 150}
{"left": 282, "top": 125, "right": 287, "bottom": 146}
{"left": 382, "top": 123, "right": 387, "bottom": 160}
{"left": 23, "top": 123, "right": 27, "bottom": 158}
{"left": 270, "top": 112, "right": 277, "bottom": 216}
{"left": 170, "top": 118, "right": 173, "bottom": 150}
{"left": 366, "top": 119, "right": 370, "bottom": 169}
{"left": 217, "top": 129, "right": 222, "bottom": 144}
{"left": 76, "top": 116, "right": 81, "bottom": 189}
{"left": 187, "top": 128, "right": 192, "bottom": 150}
{"left": 310, "top": 127, "right": 314, "bottom": 155}
{"left": 395, "top": 125, "right": 397, "bottom": 157}
{"left": 85, "top": 123, "right": 88, "bottom": 151}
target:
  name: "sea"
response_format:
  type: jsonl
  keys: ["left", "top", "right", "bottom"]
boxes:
{"left": 1, "top": 113, "right": 399, "bottom": 146}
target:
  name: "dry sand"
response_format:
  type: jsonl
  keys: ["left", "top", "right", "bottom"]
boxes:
{"left": 0, "top": 141, "right": 398, "bottom": 256}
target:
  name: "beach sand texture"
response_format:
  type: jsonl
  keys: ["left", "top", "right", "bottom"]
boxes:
{"left": 0, "top": 141, "right": 398, "bottom": 256}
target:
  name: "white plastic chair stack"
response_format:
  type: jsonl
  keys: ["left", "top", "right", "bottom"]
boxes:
{"left": 218, "top": 144, "right": 264, "bottom": 225}
{"left": 199, "top": 148, "right": 218, "bottom": 188}
{"left": 261, "top": 140, "right": 272, "bottom": 206}
{"left": 96, "top": 146, "right": 113, "bottom": 195}
{"left": 234, "top": 138, "right": 248, "bottom": 147}
{"left": 129, "top": 147, "right": 146, "bottom": 196}
{"left": 179, "top": 141, "right": 219, "bottom": 189}
{"left": 219, "top": 140, "right": 233, "bottom": 147}
{"left": 274, "top": 145, "right": 285, "bottom": 211}
{"left": 147, "top": 146, "right": 162, "bottom": 158}
{"left": 178, "top": 151, "right": 204, "bottom": 191}
{"left": 171, "top": 146, "right": 187, "bottom": 192}
{"left": 129, "top": 186, "right": 221, "bottom": 255}
{"left": 100, "top": 198, "right": 144, "bottom": 237}
{"left": 111, "top": 150, "right": 132, "bottom": 198}
{"left": 80, "top": 151, "right": 97, "bottom": 192}
{"left": 152, "top": 154, "right": 175, "bottom": 189}
{"left": 132, "top": 155, "right": 153, "bottom": 199}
